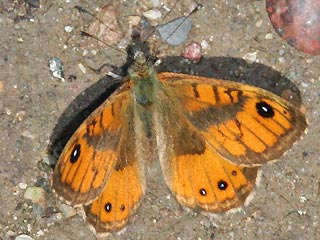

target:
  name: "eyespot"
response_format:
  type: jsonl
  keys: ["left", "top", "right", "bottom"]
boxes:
{"left": 232, "top": 170, "right": 237, "bottom": 176}
{"left": 199, "top": 188, "right": 207, "bottom": 196}
{"left": 70, "top": 144, "right": 81, "bottom": 163}
{"left": 104, "top": 202, "right": 112, "bottom": 213}
{"left": 120, "top": 204, "right": 126, "bottom": 211}
{"left": 256, "top": 101, "right": 274, "bottom": 118}
{"left": 217, "top": 180, "right": 228, "bottom": 191}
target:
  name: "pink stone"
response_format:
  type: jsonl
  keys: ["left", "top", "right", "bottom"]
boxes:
{"left": 181, "top": 42, "right": 202, "bottom": 63}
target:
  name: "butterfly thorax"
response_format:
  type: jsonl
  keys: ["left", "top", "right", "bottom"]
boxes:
{"left": 128, "top": 51, "right": 162, "bottom": 107}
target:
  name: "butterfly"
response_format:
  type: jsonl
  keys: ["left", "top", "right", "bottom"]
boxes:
{"left": 51, "top": 43, "right": 307, "bottom": 233}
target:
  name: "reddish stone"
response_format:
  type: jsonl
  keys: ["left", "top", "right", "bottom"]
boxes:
{"left": 181, "top": 42, "right": 202, "bottom": 63}
{"left": 266, "top": 0, "right": 320, "bottom": 55}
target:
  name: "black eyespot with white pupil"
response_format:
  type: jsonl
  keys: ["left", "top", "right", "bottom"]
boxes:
{"left": 70, "top": 144, "right": 81, "bottom": 163}
{"left": 218, "top": 180, "right": 228, "bottom": 191}
{"left": 199, "top": 188, "right": 207, "bottom": 196}
{"left": 256, "top": 101, "right": 275, "bottom": 118}
{"left": 104, "top": 202, "right": 112, "bottom": 212}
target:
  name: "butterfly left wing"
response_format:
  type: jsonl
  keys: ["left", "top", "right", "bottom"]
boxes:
{"left": 157, "top": 72, "right": 307, "bottom": 167}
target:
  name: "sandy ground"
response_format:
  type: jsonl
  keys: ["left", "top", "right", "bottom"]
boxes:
{"left": 0, "top": 0, "right": 319, "bottom": 239}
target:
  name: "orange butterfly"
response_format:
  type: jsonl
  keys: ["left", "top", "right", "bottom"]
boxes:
{"left": 52, "top": 47, "right": 307, "bottom": 233}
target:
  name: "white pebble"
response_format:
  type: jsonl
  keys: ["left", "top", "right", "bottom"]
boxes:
{"left": 143, "top": 9, "right": 162, "bottom": 20}
{"left": 15, "top": 235, "right": 34, "bottom": 240}
{"left": 78, "top": 63, "right": 87, "bottom": 74}
{"left": 243, "top": 51, "right": 257, "bottom": 63}
{"left": 256, "top": 19, "right": 263, "bottom": 28}
{"left": 18, "top": 182, "right": 28, "bottom": 189}
{"left": 265, "top": 33, "right": 273, "bottom": 40}
{"left": 64, "top": 25, "right": 73, "bottom": 33}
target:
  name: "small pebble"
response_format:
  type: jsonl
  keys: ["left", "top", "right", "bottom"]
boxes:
{"left": 15, "top": 111, "right": 27, "bottom": 122}
{"left": 48, "top": 57, "right": 65, "bottom": 81}
{"left": 15, "top": 235, "right": 34, "bottom": 240}
{"left": 64, "top": 25, "right": 73, "bottom": 33}
{"left": 78, "top": 63, "right": 87, "bottom": 74}
{"left": 14, "top": 24, "right": 22, "bottom": 30}
{"left": 265, "top": 33, "right": 273, "bottom": 40}
{"left": 306, "top": 58, "right": 313, "bottom": 64}
{"left": 41, "top": 153, "right": 57, "bottom": 166}
{"left": 243, "top": 51, "right": 258, "bottom": 63}
{"left": 181, "top": 42, "right": 202, "bottom": 63}
{"left": 7, "top": 230, "right": 15, "bottom": 236}
{"left": 21, "top": 130, "right": 37, "bottom": 140}
{"left": 128, "top": 16, "right": 141, "bottom": 26}
{"left": 23, "top": 187, "right": 46, "bottom": 204}
{"left": 143, "top": 9, "right": 162, "bottom": 20}
{"left": 255, "top": 19, "right": 263, "bottom": 28}
{"left": 58, "top": 203, "right": 77, "bottom": 218}
{"left": 27, "top": 223, "right": 32, "bottom": 232}
{"left": 300, "top": 195, "right": 307, "bottom": 203}
{"left": 36, "top": 230, "right": 45, "bottom": 237}
{"left": 200, "top": 40, "right": 209, "bottom": 50}
{"left": 18, "top": 182, "right": 28, "bottom": 189}
{"left": 278, "top": 56, "right": 285, "bottom": 63}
